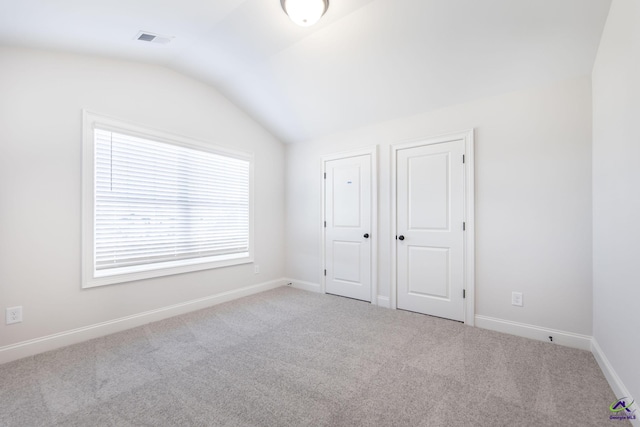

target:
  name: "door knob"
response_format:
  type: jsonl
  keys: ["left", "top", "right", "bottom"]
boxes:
{"left": 398, "top": 235, "right": 405, "bottom": 241}
{"left": 363, "top": 233, "right": 369, "bottom": 239}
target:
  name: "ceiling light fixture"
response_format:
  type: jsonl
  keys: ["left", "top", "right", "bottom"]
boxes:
{"left": 281, "top": 0, "right": 329, "bottom": 27}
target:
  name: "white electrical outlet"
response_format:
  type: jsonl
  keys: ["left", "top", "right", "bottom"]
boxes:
{"left": 511, "top": 292, "right": 523, "bottom": 307}
{"left": 254, "top": 265, "right": 260, "bottom": 274}
{"left": 6, "top": 306, "right": 23, "bottom": 325}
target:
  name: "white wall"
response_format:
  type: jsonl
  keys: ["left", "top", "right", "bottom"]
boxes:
{"left": 592, "top": 0, "right": 640, "bottom": 404}
{"left": 0, "top": 44, "right": 600, "bottom": 361}
{"left": 286, "top": 76, "right": 593, "bottom": 336}
{"left": 0, "top": 47, "right": 285, "bottom": 350}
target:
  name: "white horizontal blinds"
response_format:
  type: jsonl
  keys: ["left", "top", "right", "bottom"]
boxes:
{"left": 94, "top": 128, "right": 250, "bottom": 273}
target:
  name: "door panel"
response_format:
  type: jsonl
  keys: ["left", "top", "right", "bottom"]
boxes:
{"left": 333, "top": 167, "right": 361, "bottom": 227}
{"left": 408, "top": 246, "right": 449, "bottom": 298}
{"left": 397, "top": 140, "right": 465, "bottom": 321}
{"left": 332, "top": 241, "right": 361, "bottom": 284}
{"left": 325, "top": 155, "right": 372, "bottom": 302}
{"left": 409, "top": 153, "right": 449, "bottom": 230}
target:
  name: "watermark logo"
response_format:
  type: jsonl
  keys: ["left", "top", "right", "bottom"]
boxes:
{"left": 609, "top": 397, "right": 637, "bottom": 421}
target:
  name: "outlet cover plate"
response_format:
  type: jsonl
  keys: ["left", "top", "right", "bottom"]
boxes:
{"left": 6, "top": 306, "right": 23, "bottom": 324}
{"left": 511, "top": 292, "right": 523, "bottom": 307}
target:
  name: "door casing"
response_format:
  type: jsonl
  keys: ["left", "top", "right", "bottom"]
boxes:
{"left": 391, "top": 130, "right": 475, "bottom": 325}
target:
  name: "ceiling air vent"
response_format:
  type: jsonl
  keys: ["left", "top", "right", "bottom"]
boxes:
{"left": 135, "top": 31, "right": 173, "bottom": 45}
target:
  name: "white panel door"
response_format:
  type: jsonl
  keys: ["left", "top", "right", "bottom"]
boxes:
{"left": 396, "top": 140, "right": 465, "bottom": 321}
{"left": 325, "top": 155, "right": 372, "bottom": 302}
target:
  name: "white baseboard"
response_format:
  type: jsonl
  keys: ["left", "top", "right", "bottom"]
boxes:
{"left": 377, "top": 295, "right": 390, "bottom": 308}
{"left": 0, "top": 278, "right": 286, "bottom": 365}
{"left": 474, "top": 315, "right": 592, "bottom": 351}
{"left": 285, "top": 278, "right": 321, "bottom": 293}
{"left": 286, "top": 279, "right": 388, "bottom": 309}
{"left": 592, "top": 338, "right": 640, "bottom": 426}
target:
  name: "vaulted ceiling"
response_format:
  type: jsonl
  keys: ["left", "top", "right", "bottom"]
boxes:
{"left": 0, "top": 0, "right": 611, "bottom": 143}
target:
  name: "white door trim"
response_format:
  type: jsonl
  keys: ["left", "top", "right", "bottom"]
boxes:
{"left": 321, "top": 147, "right": 378, "bottom": 305}
{"left": 391, "top": 130, "right": 475, "bottom": 325}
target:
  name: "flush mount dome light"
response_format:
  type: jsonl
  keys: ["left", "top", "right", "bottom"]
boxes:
{"left": 281, "top": 0, "right": 329, "bottom": 27}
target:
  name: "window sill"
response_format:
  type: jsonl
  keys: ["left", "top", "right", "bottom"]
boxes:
{"left": 82, "top": 253, "right": 252, "bottom": 288}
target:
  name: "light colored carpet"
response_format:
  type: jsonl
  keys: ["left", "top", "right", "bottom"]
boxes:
{"left": 0, "top": 287, "right": 622, "bottom": 426}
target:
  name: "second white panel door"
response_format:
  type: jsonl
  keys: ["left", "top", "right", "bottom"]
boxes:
{"left": 396, "top": 140, "right": 465, "bottom": 321}
{"left": 325, "top": 154, "right": 372, "bottom": 302}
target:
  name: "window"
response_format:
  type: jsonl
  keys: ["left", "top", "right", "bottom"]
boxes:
{"left": 82, "top": 111, "right": 253, "bottom": 288}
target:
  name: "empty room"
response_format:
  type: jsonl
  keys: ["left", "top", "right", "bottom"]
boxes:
{"left": 0, "top": 0, "right": 638, "bottom": 425}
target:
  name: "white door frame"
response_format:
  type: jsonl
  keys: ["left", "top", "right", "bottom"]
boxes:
{"left": 390, "top": 130, "right": 475, "bottom": 325}
{"left": 321, "top": 147, "right": 378, "bottom": 305}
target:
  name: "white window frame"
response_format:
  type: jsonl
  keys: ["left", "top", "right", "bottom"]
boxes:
{"left": 82, "top": 110, "right": 254, "bottom": 288}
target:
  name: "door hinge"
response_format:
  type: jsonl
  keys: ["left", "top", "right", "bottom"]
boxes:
{"left": 463, "top": 222, "right": 466, "bottom": 231}
{"left": 324, "top": 269, "right": 327, "bottom": 276}
{"left": 324, "top": 221, "right": 326, "bottom": 228}
{"left": 463, "top": 154, "right": 465, "bottom": 164}
{"left": 324, "top": 172, "right": 326, "bottom": 179}
{"left": 463, "top": 289, "right": 466, "bottom": 299}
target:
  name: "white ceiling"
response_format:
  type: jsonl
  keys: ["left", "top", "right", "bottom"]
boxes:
{"left": 0, "top": 0, "right": 611, "bottom": 143}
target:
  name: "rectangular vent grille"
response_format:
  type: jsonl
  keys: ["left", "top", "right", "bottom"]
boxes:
{"left": 138, "top": 33, "right": 156, "bottom": 42}
{"left": 135, "top": 31, "right": 173, "bottom": 45}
